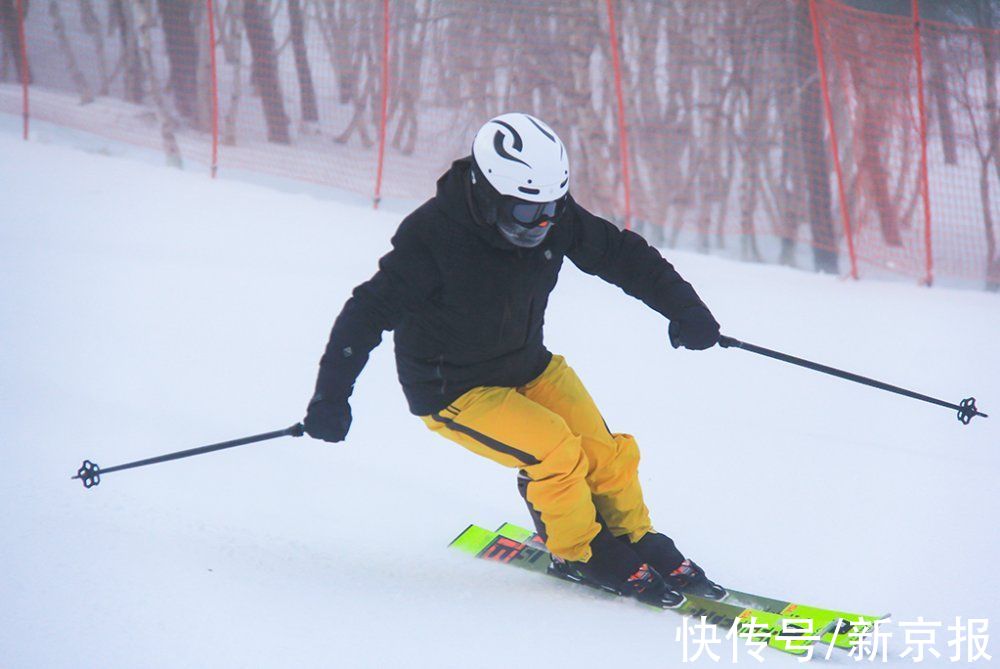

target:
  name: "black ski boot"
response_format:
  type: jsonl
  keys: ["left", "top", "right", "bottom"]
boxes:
{"left": 549, "top": 526, "right": 685, "bottom": 608}
{"left": 619, "top": 531, "right": 727, "bottom": 600}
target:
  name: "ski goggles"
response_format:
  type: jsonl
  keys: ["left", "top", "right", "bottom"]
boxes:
{"left": 495, "top": 196, "right": 566, "bottom": 248}
{"left": 509, "top": 199, "right": 563, "bottom": 226}
{"left": 504, "top": 195, "right": 567, "bottom": 228}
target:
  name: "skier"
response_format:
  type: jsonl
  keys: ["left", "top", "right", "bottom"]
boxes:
{"left": 304, "top": 113, "right": 724, "bottom": 607}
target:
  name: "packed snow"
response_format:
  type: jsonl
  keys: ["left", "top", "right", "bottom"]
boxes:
{"left": 1, "top": 124, "right": 998, "bottom": 667}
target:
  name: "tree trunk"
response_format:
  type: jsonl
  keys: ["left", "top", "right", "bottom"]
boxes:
{"left": 981, "top": 155, "right": 998, "bottom": 290}
{"left": 314, "top": 0, "right": 361, "bottom": 105}
{"left": 733, "top": 4, "right": 765, "bottom": 264}
{"left": 156, "top": 0, "right": 199, "bottom": 121}
{"left": 191, "top": 0, "right": 213, "bottom": 132}
{"left": 974, "top": 1, "right": 999, "bottom": 288}
{"left": 778, "top": 6, "right": 805, "bottom": 267}
{"left": 78, "top": 0, "right": 109, "bottom": 95}
{"left": 49, "top": 0, "right": 94, "bottom": 104}
{"left": 796, "top": 0, "right": 839, "bottom": 273}
{"left": 221, "top": 0, "right": 245, "bottom": 145}
{"left": 242, "top": 0, "right": 290, "bottom": 144}
{"left": 331, "top": 3, "right": 375, "bottom": 147}
{"left": 288, "top": 0, "right": 318, "bottom": 123}
{"left": 739, "top": 111, "right": 765, "bottom": 262}
{"left": 558, "top": 4, "right": 615, "bottom": 213}
{"left": 858, "top": 104, "right": 903, "bottom": 247}
{"left": 977, "top": 3, "right": 999, "bottom": 188}
{"left": 132, "top": 0, "right": 183, "bottom": 168}
{"left": 0, "top": 0, "right": 30, "bottom": 84}
{"left": 112, "top": 0, "right": 144, "bottom": 104}
{"left": 389, "top": 0, "right": 432, "bottom": 156}
{"left": 925, "top": 31, "right": 957, "bottom": 165}
{"left": 777, "top": 101, "right": 805, "bottom": 266}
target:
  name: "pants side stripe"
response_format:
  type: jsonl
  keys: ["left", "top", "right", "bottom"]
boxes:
{"left": 431, "top": 414, "right": 541, "bottom": 466}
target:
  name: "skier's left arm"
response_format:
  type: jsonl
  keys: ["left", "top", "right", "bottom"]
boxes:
{"left": 564, "top": 198, "right": 720, "bottom": 350}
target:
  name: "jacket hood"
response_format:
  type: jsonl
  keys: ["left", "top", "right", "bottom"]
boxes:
{"left": 435, "top": 157, "right": 518, "bottom": 251}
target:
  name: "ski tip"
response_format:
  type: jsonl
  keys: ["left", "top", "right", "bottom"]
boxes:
{"left": 448, "top": 524, "right": 499, "bottom": 555}
{"left": 447, "top": 524, "right": 476, "bottom": 548}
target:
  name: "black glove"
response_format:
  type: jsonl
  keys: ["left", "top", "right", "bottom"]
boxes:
{"left": 669, "top": 306, "right": 721, "bottom": 350}
{"left": 303, "top": 394, "right": 352, "bottom": 443}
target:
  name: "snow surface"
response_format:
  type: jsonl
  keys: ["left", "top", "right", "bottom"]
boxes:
{"left": 1, "top": 126, "right": 998, "bottom": 668}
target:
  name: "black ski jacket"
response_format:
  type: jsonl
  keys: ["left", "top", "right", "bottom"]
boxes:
{"left": 314, "top": 157, "right": 714, "bottom": 416}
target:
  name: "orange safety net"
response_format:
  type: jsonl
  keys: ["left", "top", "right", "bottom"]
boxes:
{"left": 814, "top": 0, "right": 931, "bottom": 281}
{"left": 919, "top": 15, "right": 1000, "bottom": 287}
{"left": 1, "top": 0, "right": 997, "bottom": 288}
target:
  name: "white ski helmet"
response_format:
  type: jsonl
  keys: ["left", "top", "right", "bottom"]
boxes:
{"left": 470, "top": 113, "right": 570, "bottom": 247}
{"left": 472, "top": 112, "right": 570, "bottom": 202}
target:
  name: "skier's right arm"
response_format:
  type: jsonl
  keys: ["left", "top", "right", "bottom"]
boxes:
{"left": 304, "top": 220, "right": 439, "bottom": 443}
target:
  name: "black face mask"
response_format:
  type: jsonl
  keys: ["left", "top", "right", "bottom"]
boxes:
{"left": 497, "top": 216, "right": 553, "bottom": 248}
{"left": 469, "top": 164, "right": 566, "bottom": 248}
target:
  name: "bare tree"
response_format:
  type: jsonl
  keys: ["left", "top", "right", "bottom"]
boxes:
{"left": 559, "top": 1, "right": 616, "bottom": 214}
{"left": 322, "top": 2, "right": 376, "bottom": 147}
{"left": 388, "top": 0, "right": 432, "bottom": 156}
{"left": 620, "top": 1, "right": 677, "bottom": 233}
{"left": 157, "top": 0, "right": 199, "bottom": 121}
{"left": 925, "top": 30, "right": 958, "bottom": 165}
{"left": 937, "top": 15, "right": 998, "bottom": 289}
{"left": 970, "top": 1, "right": 999, "bottom": 289}
{"left": 762, "top": 0, "right": 808, "bottom": 267}
{"left": 111, "top": 0, "right": 145, "bottom": 104}
{"left": 132, "top": 0, "right": 183, "bottom": 167}
{"left": 727, "top": 2, "right": 766, "bottom": 262}
{"left": 0, "top": 0, "right": 30, "bottom": 83}
{"left": 972, "top": 1, "right": 1000, "bottom": 189}
{"left": 621, "top": 1, "right": 747, "bottom": 252}
{"left": 314, "top": 0, "right": 363, "bottom": 105}
{"left": 837, "top": 21, "right": 909, "bottom": 248}
{"left": 220, "top": 0, "right": 245, "bottom": 145}
{"left": 191, "top": 0, "right": 213, "bottom": 131}
{"left": 781, "top": 1, "right": 838, "bottom": 271}
{"left": 78, "top": 0, "right": 109, "bottom": 95}
{"left": 288, "top": 0, "right": 318, "bottom": 124}
{"left": 49, "top": 0, "right": 94, "bottom": 104}
{"left": 243, "top": 0, "right": 290, "bottom": 143}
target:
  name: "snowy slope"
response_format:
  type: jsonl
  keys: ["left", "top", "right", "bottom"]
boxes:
{"left": 1, "top": 127, "right": 998, "bottom": 668}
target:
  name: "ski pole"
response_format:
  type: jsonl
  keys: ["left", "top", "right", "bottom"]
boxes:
{"left": 72, "top": 423, "right": 305, "bottom": 489}
{"left": 718, "top": 336, "right": 987, "bottom": 425}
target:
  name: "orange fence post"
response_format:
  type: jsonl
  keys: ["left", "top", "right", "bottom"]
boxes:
{"left": 912, "top": 0, "right": 934, "bottom": 286}
{"left": 16, "top": 0, "right": 29, "bottom": 140}
{"left": 604, "top": 0, "right": 632, "bottom": 230}
{"left": 373, "top": 0, "right": 390, "bottom": 209}
{"left": 808, "top": 0, "right": 858, "bottom": 280}
{"left": 207, "top": 0, "right": 220, "bottom": 178}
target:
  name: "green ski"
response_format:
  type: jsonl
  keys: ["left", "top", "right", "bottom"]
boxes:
{"left": 493, "top": 521, "right": 888, "bottom": 650}
{"left": 450, "top": 524, "right": 835, "bottom": 656}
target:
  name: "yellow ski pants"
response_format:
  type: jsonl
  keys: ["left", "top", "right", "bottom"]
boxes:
{"left": 421, "top": 355, "right": 651, "bottom": 562}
